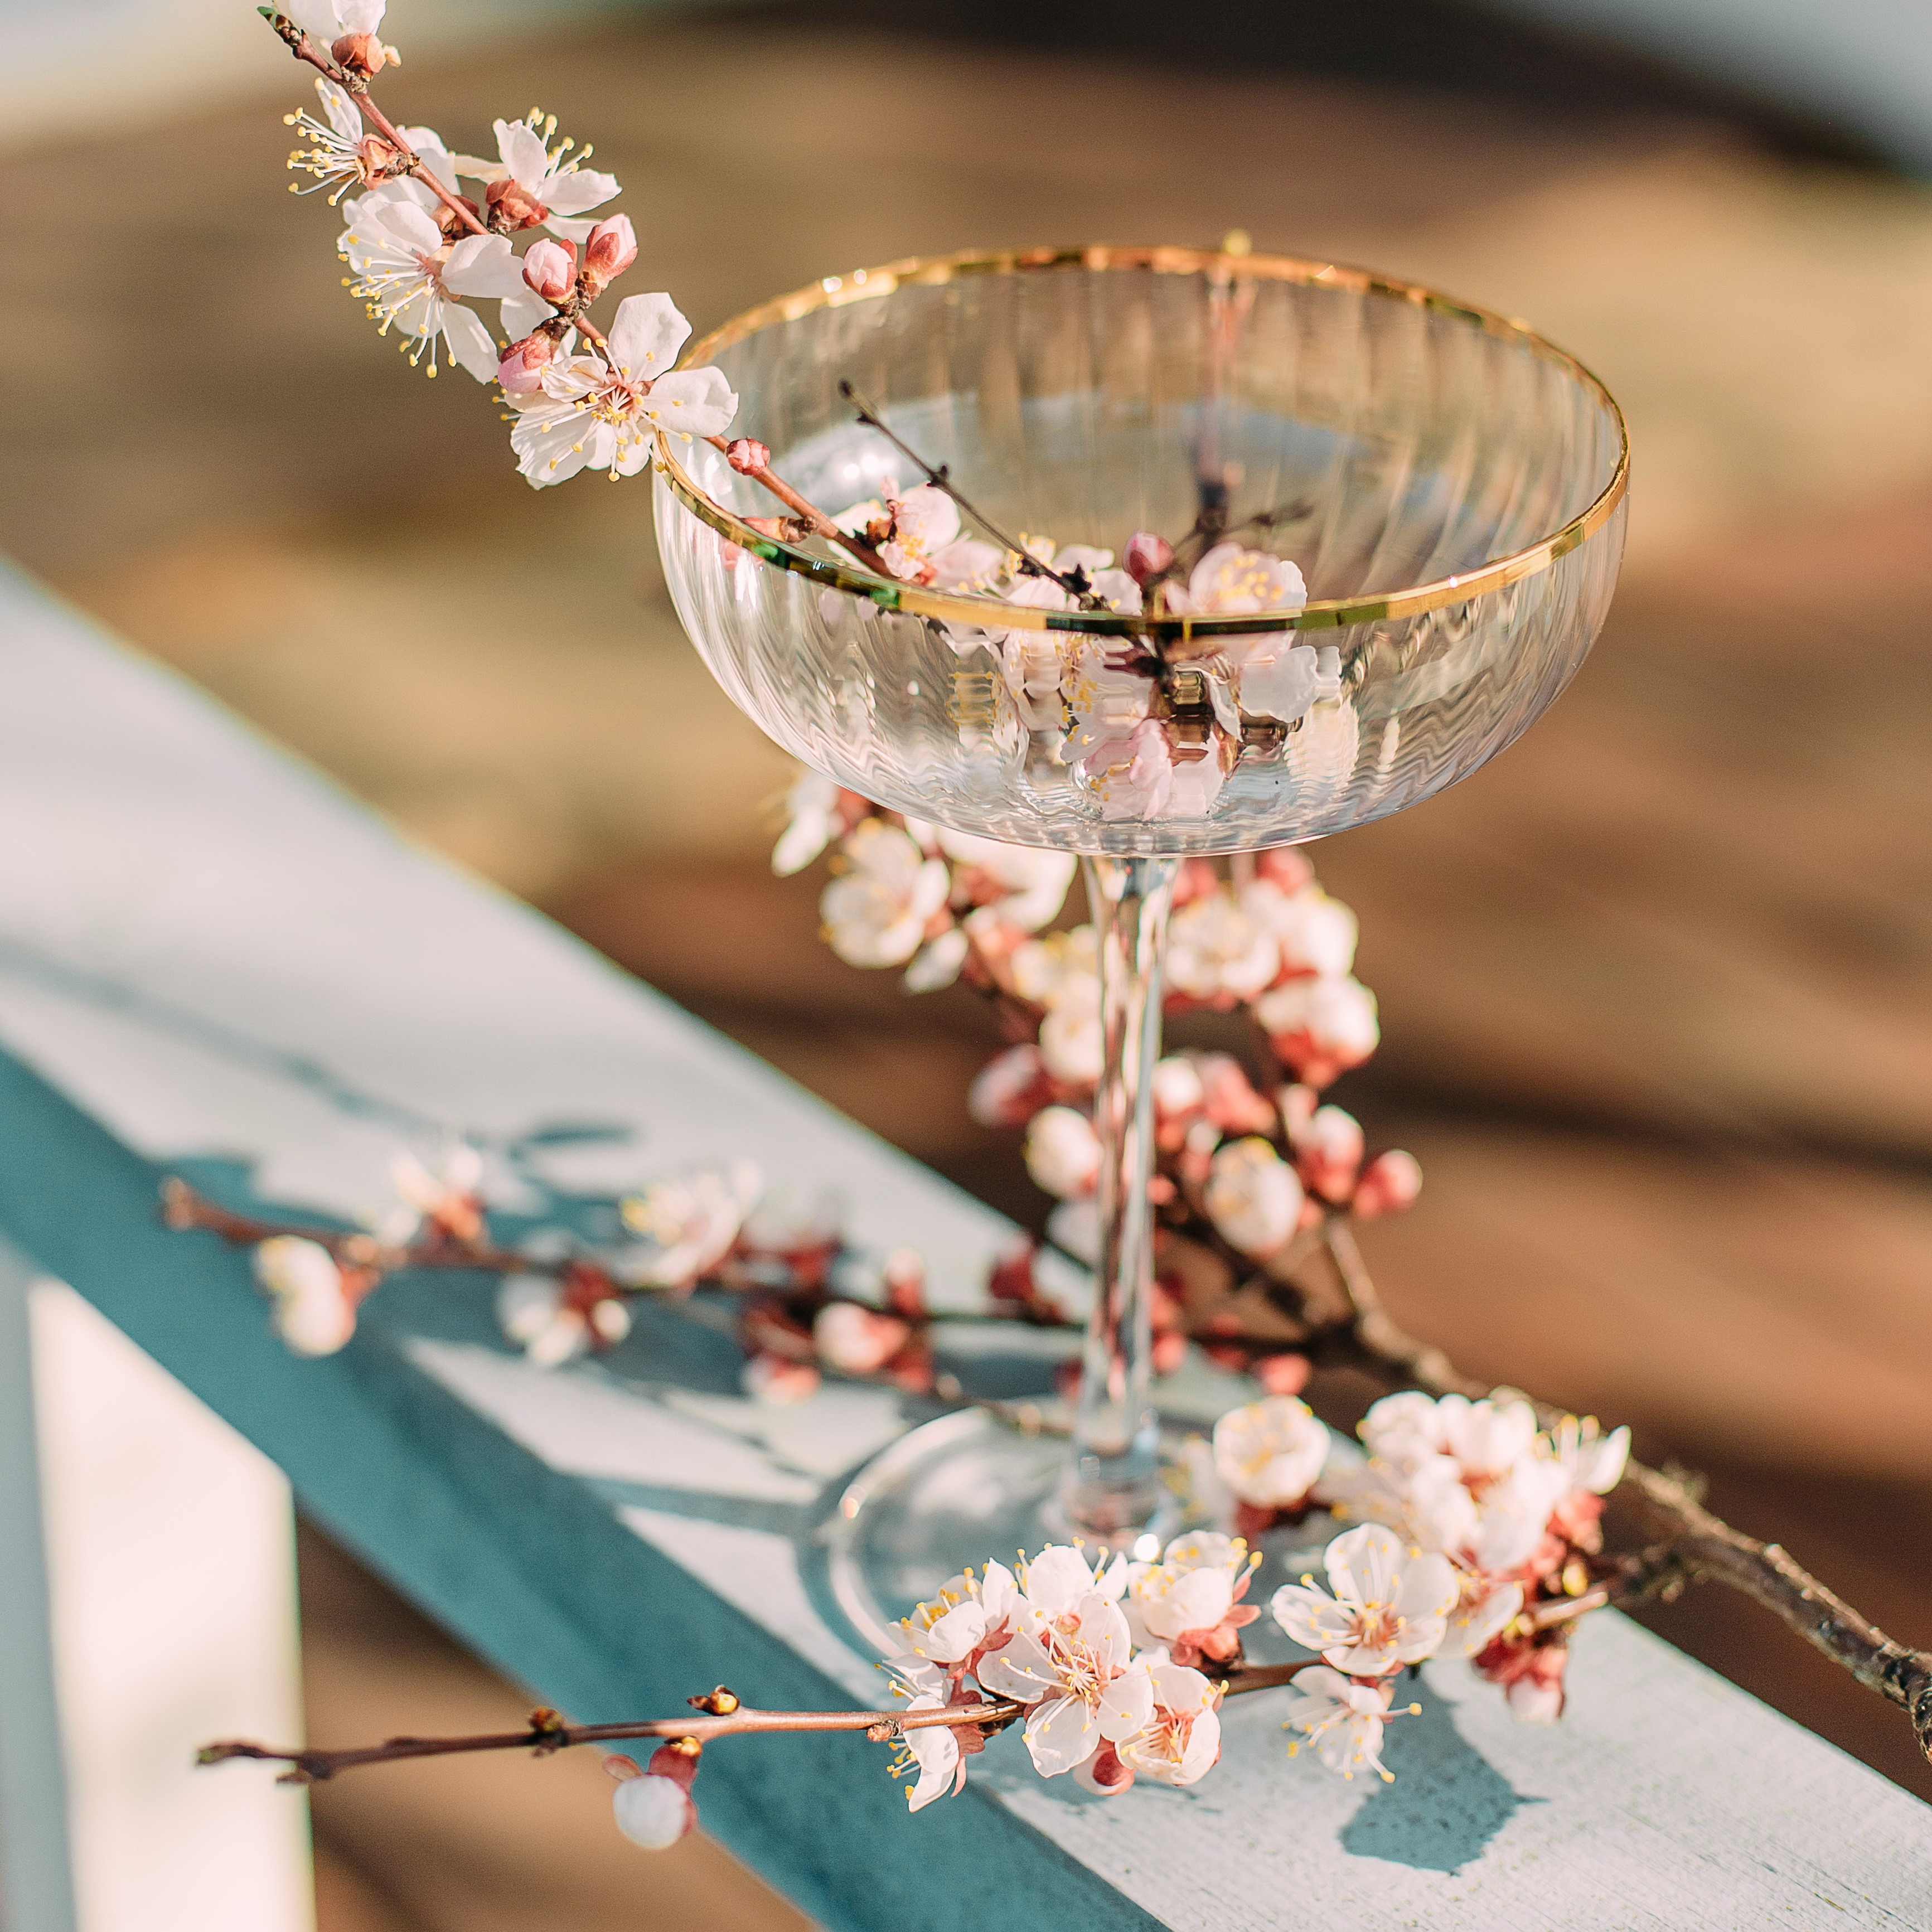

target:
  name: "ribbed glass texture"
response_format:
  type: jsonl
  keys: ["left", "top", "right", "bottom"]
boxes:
{"left": 655, "top": 258, "right": 1626, "bottom": 855}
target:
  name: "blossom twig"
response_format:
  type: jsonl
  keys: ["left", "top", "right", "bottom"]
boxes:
{"left": 837, "top": 382, "right": 1108, "bottom": 609}
{"left": 200, "top": 1659, "right": 1314, "bottom": 1785}
{"left": 1314, "top": 1225, "right": 1932, "bottom": 1766}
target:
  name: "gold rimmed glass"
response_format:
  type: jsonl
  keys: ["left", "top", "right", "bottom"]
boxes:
{"left": 652, "top": 244, "right": 1628, "bottom": 1644}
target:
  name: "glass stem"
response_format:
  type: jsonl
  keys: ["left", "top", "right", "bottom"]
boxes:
{"left": 1061, "top": 854, "right": 1180, "bottom": 1544}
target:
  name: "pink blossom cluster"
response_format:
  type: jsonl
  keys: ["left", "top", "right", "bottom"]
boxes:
{"left": 278, "top": 3, "right": 735, "bottom": 479}
{"left": 1279, "top": 1391, "right": 1631, "bottom": 1744}
{"left": 828, "top": 494, "right": 1338, "bottom": 823}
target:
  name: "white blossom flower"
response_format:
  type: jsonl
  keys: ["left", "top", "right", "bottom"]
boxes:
{"left": 1543, "top": 1414, "right": 1631, "bottom": 1498}
{"left": 496, "top": 1271, "right": 589, "bottom": 1367}
{"left": 977, "top": 1573, "right": 1151, "bottom": 1779}
{"left": 1290, "top": 1103, "right": 1365, "bottom": 1203}
{"left": 611, "top": 1767, "right": 696, "bottom": 1848}
{"left": 895, "top": 1562, "right": 1021, "bottom": 1669}
{"left": 1166, "top": 890, "right": 1280, "bottom": 1003}
{"left": 1203, "top": 1138, "right": 1304, "bottom": 1258}
{"left": 1343, "top": 1393, "right": 1570, "bottom": 1580}
{"left": 812, "top": 1301, "right": 909, "bottom": 1375}
{"left": 389, "top": 1141, "right": 486, "bottom": 1241}
{"left": 511, "top": 293, "right": 738, "bottom": 485}
{"left": 1445, "top": 1574, "right": 1526, "bottom": 1658}
{"left": 1272, "top": 1523, "right": 1458, "bottom": 1675}
{"left": 1061, "top": 636, "right": 1174, "bottom": 821}
{"left": 1151, "top": 1054, "right": 1207, "bottom": 1121}
{"left": 284, "top": 78, "right": 407, "bottom": 204}
{"left": 1170, "top": 542, "right": 1308, "bottom": 621}
{"left": 771, "top": 769, "right": 842, "bottom": 877}
{"left": 336, "top": 193, "right": 529, "bottom": 380}
{"left": 1038, "top": 976, "right": 1103, "bottom": 1087}
{"left": 819, "top": 821, "right": 950, "bottom": 968}
{"left": 935, "top": 829, "right": 1076, "bottom": 934}
{"left": 1024, "top": 1106, "right": 1101, "bottom": 1199}
{"left": 617, "top": 1161, "right": 762, "bottom": 1287}
{"left": 1212, "top": 1396, "right": 1330, "bottom": 1508}
{"left": 255, "top": 1237, "right": 356, "bottom": 1356}
{"left": 903, "top": 926, "right": 970, "bottom": 992}
{"left": 1115, "top": 1651, "right": 1223, "bottom": 1787}
{"left": 1281, "top": 1666, "right": 1418, "bottom": 1783}
{"left": 1010, "top": 927, "right": 1096, "bottom": 1006}
{"left": 469, "top": 114, "right": 621, "bottom": 241}
{"left": 1124, "top": 1531, "right": 1258, "bottom": 1660}
{"left": 891, "top": 1695, "right": 967, "bottom": 1809}
{"left": 1241, "top": 880, "right": 1359, "bottom": 978}
{"left": 1252, "top": 974, "right": 1380, "bottom": 1084}
{"left": 288, "top": 0, "right": 389, "bottom": 40}
{"left": 1236, "top": 642, "right": 1323, "bottom": 724}
{"left": 878, "top": 485, "right": 957, "bottom": 580}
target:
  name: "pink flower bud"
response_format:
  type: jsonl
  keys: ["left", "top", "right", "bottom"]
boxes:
{"left": 1194, "top": 1053, "right": 1277, "bottom": 1136}
{"left": 486, "top": 176, "right": 549, "bottom": 231}
{"left": 1254, "top": 1351, "right": 1310, "bottom": 1396}
{"left": 727, "top": 437, "right": 772, "bottom": 476}
{"left": 1292, "top": 1103, "right": 1365, "bottom": 1202}
{"left": 1352, "top": 1149, "right": 1422, "bottom": 1219}
{"left": 1255, "top": 846, "right": 1314, "bottom": 894}
{"left": 1075, "top": 1742, "right": 1135, "bottom": 1795}
{"left": 522, "top": 238, "right": 577, "bottom": 303}
{"left": 1124, "top": 531, "right": 1175, "bottom": 585}
{"left": 581, "top": 214, "right": 638, "bottom": 293}
{"left": 497, "top": 332, "right": 555, "bottom": 395}
{"left": 332, "top": 31, "right": 387, "bottom": 75}
{"left": 812, "top": 1302, "right": 911, "bottom": 1376}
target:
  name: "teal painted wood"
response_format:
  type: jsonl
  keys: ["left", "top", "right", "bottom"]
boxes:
{"left": 0, "top": 559, "right": 1926, "bottom": 1929}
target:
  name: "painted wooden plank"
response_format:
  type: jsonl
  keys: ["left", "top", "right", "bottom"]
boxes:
{"left": 0, "top": 560, "right": 1925, "bottom": 1930}
{"left": 0, "top": 1237, "right": 79, "bottom": 1932}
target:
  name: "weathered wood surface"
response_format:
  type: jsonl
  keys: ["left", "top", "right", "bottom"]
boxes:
{"left": 0, "top": 569, "right": 1926, "bottom": 1929}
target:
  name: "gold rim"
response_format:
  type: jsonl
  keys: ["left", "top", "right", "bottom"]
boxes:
{"left": 654, "top": 244, "right": 1629, "bottom": 640}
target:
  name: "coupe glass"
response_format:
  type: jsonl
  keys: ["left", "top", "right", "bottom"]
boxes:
{"left": 652, "top": 245, "right": 1627, "bottom": 1645}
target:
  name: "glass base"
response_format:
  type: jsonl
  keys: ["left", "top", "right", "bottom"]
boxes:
{"left": 822, "top": 1408, "right": 1183, "bottom": 1655}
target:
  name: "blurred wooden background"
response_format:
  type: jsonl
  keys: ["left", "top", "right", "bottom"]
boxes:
{"left": 3, "top": 3, "right": 1929, "bottom": 1923}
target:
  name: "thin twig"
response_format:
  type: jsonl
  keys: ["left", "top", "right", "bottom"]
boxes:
{"left": 837, "top": 382, "right": 1108, "bottom": 611}
{"left": 201, "top": 1659, "right": 1314, "bottom": 1785}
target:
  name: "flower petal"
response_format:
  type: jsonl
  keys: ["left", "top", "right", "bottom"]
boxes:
{"left": 494, "top": 118, "right": 551, "bottom": 194}
{"left": 539, "top": 166, "right": 621, "bottom": 216}
{"left": 441, "top": 302, "right": 500, "bottom": 383}
{"left": 441, "top": 234, "right": 527, "bottom": 299}
{"left": 1023, "top": 1694, "right": 1100, "bottom": 1778}
{"left": 607, "top": 292, "right": 693, "bottom": 380}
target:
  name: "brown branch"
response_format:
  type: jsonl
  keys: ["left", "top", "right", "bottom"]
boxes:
{"left": 202, "top": 1662, "right": 1312, "bottom": 1785}
{"left": 1316, "top": 1224, "right": 1932, "bottom": 1766}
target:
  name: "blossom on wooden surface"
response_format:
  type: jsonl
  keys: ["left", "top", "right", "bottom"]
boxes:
{"left": 1212, "top": 1395, "right": 1330, "bottom": 1512}
{"left": 1124, "top": 1531, "right": 1262, "bottom": 1668}
{"left": 1272, "top": 1523, "right": 1459, "bottom": 1676}
{"left": 254, "top": 1236, "right": 358, "bottom": 1356}
{"left": 1280, "top": 1667, "right": 1419, "bottom": 1783}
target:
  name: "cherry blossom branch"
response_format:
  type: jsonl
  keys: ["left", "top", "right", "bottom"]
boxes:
{"left": 200, "top": 1661, "right": 1315, "bottom": 1785}
{"left": 261, "top": 9, "right": 891, "bottom": 566}
{"left": 263, "top": 8, "right": 490, "bottom": 241}
{"left": 1313, "top": 1225, "right": 1932, "bottom": 1766}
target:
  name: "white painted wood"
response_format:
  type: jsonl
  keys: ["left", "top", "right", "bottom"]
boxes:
{"left": 28, "top": 1280, "right": 313, "bottom": 1932}
{"left": 0, "top": 560, "right": 1925, "bottom": 1928}
{"left": 0, "top": 1238, "right": 79, "bottom": 1932}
